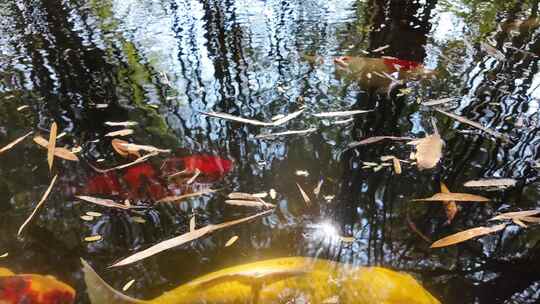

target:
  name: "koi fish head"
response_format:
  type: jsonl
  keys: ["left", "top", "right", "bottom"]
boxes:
{"left": 0, "top": 273, "right": 75, "bottom": 304}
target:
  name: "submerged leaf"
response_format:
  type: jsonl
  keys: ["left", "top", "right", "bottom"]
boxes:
{"left": 111, "top": 210, "right": 273, "bottom": 267}
{"left": 435, "top": 109, "right": 509, "bottom": 141}
{"left": 18, "top": 175, "right": 58, "bottom": 236}
{"left": 431, "top": 224, "right": 507, "bottom": 248}
{"left": 157, "top": 189, "right": 217, "bottom": 203}
{"left": 440, "top": 182, "right": 457, "bottom": 224}
{"left": 0, "top": 131, "right": 33, "bottom": 154}
{"left": 89, "top": 152, "right": 159, "bottom": 173}
{"left": 407, "top": 134, "right": 443, "bottom": 170}
{"left": 413, "top": 192, "right": 489, "bottom": 202}
{"left": 225, "top": 199, "right": 275, "bottom": 209}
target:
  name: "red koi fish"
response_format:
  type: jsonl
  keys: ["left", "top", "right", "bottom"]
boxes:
{"left": 80, "top": 154, "right": 233, "bottom": 201}
{"left": 0, "top": 267, "right": 75, "bottom": 304}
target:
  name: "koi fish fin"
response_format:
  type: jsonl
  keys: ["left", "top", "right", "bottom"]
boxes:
{"left": 0, "top": 268, "right": 14, "bottom": 276}
{"left": 192, "top": 269, "right": 309, "bottom": 290}
{"left": 81, "top": 259, "right": 146, "bottom": 304}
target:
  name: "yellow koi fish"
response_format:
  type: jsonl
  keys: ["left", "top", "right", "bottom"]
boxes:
{"left": 0, "top": 267, "right": 75, "bottom": 304}
{"left": 82, "top": 257, "right": 440, "bottom": 304}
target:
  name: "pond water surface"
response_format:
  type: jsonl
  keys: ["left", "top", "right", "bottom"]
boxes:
{"left": 1, "top": 0, "right": 540, "bottom": 303}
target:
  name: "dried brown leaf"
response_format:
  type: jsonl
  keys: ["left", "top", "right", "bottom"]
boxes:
{"left": 463, "top": 178, "right": 517, "bottom": 188}
{"left": 76, "top": 195, "right": 131, "bottom": 210}
{"left": 157, "top": 189, "right": 217, "bottom": 203}
{"left": 33, "top": 136, "right": 79, "bottom": 161}
{"left": 430, "top": 224, "right": 507, "bottom": 248}
{"left": 112, "top": 139, "right": 170, "bottom": 157}
{"left": 18, "top": 175, "right": 58, "bottom": 236}
{"left": 414, "top": 192, "right": 489, "bottom": 202}
{"left": 0, "top": 131, "right": 33, "bottom": 154}
{"left": 225, "top": 199, "right": 275, "bottom": 209}
{"left": 407, "top": 134, "right": 443, "bottom": 170}
{"left": 48, "top": 122, "right": 57, "bottom": 171}
{"left": 435, "top": 109, "right": 509, "bottom": 141}
{"left": 105, "top": 129, "right": 134, "bottom": 137}
{"left": 392, "top": 157, "right": 402, "bottom": 175}
{"left": 296, "top": 183, "right": 312, "bottom": 205}
{"left": 489, "top": 210, "right": 540, "bottom": 221}
{"left": 111, "top": 210, "right": 273, "bottom": 267}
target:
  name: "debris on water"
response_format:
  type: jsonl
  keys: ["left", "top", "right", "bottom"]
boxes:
{"left": 122, "top": 279, "right": 136, "bottom": 292}
{"left": 463, "top": 178, "right": 517, "bottom": 189}
{"left": 431, "top": 224, "right": 507, "bottom": 248}
{"left": 18, "top": 175, "right": 58, "bottom": 236}
{"left": 105, "top": 121, "right": 138, "bottom": 127}
{"left": 84, "top": 235, "right": 102, "bottom": 242}
{"left": 76, "top": 196, "right": 131, "bottom": 210}
{"left": 80, "top": 215, "right": 94, "bottom": 221}
{"left": 256, "top": 128, "right": 317, "bottom": 139}
{"left": 225, "top": 235, "right": 239, "bottom": 247}
{"left": 407, "top": 133, "right": 443, "bottom": 170}
{"left": 313, "top": 180, "right": 323, "bottom": 197}
{"left": 16, "top": 105, "right": 29, "bottom": 111}
{"left": 296, "top": 183, "right": 312, "bottom": 205}
{"left": 105, "top": 129, "right": 134, "bottom": 137}
{"left": 312, "top": 109, "right": 372, "bottom": 118}
{"left": 0, "top": 131, "right": 33, "bottom": 154}
{"left": 295, "top": 170, "right": 309, "bottom": 177}
{"left": 86, "top": 211, "right": 102, "bottom": 217}
{"left": 33, "top": 136, "right": 79, "bottom": 161}
{"left": 189, "top": 216, "right": 196, "bottom": 232}
{"left": 269, "top": 189, "right": 277, "bottom": 200}
{"left": 0, "top": 253, "right": 8, "bottom": 258}
{"left": 435, "top": 108, "right": 509, "bottom": 141}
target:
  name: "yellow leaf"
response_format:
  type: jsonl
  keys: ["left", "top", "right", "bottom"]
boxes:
{"left": 84, "top": 235, "right": 102, "bottom": 242}
{"left": 48, "top": 122, "right": 57, "bottom": 171}
{"left": 431, "top": 224, "right": 507, "bottom": 248}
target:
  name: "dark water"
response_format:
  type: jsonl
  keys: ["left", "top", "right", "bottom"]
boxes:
{"left": 1, "top": 0, "right": 540, "bottom": 303}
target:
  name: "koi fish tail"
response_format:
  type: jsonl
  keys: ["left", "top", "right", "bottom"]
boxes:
{"left": 81, "top": 259, "right": 147, "bottom": 304}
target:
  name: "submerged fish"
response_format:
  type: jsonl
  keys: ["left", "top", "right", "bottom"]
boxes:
{"left": 80, "top": 154, "right": 233, "bottom": 201}
{"left": 82, "top": 257, "right": 440, "bottom": 304}
{"left": 0, "top": 267, "right": 75, "bottom": 304}
{"left": 334, "top": 56, "right": 434, "bottom": 94}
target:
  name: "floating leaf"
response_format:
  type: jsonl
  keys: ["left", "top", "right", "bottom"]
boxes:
{"left": 313, "top": 180, "right": 323, "bottom": 197}
{"left": 122, "top": 279, "right": 136, "bottom": 291}
{"left": 131, "top": 216, "right": 146, "bottom": 224}
{"left": 0, "top": 131, "right": 33, "bottom": 154}
{"left": 407, "top": 134, "right": 443, "bottom": 170}
{"left": 201, "top": 109, "right": 303, "bottom": 127}
{"left": 86, "top": 211, "right": 102, "bottom": 217}
{"left": 89, "top": 152, "right": 158, "bottom": 173}
{"left": 80, "top": 215, "right": 94, "bottom": 221}
{"left": 225, "top": 235, "right": 239, "bottom": 247}
{"left": 157, "top": 189, "right": 217, "bottom": 203}
{"left": 33, "top": 136, "right": 79, "bottom": 161}
{"left": 421, "top": 97, "right": 457, "bottom": 106}
{"left": 312, "top": 109, "right": 372, "bottom": 118}
{"left": 0, "top": 253, "right": 8, "bottom": 258}
{"left": 435, "top": 109, "right": 509, "bottom": 141}
{"left": 371, "top": 45, "right": 390, "bottom": 52}
{"left": 413, "top": 192, "right": 489, "bottom": 202}
{"left": 489, "top": 210, "right": 540, "bottom": 221}
{"left": 269, "top": 189, "right": 277, "bottom": 200}
{"left": 430, "top": 224, "right": 507, "bottom": 248}
{"left": 225, "top": 199, "right": 275, "bottom": 209}
{"left": 186, "top": 169, "right": 200, "bottom": 184}
{"left": 105, "top": 129, "right": 134, "bottom": 137}
{"left": 17, "top": 105, "right": 29, "bottom": 111}
{"left": 47, "top": 122, "right": 57, "bottom": 171}
{"left": 295, "top": 170, "right": 309, "bottom": 177}
{"left": 76, "top": 196, "right": 131, "bottom": 210}
{"left": 112, "top": 139, "right": 169, "bottom": 157}
{"left": 296, "top": 183, "right": 311, "bottom": 205}
{"left": 463, "top": 178, "right": 517, "bottom": 188}
{"left": 111, "top": 139, "right": 135, "bottom": 157}
{"left": 392, "top": 157, "right": 402, "bottom": 175}
{"left": 105, "top": 121, "right": 138, "bottom": 127}
{"left": 256, "top": 128, "right": 317, "bottom": 139}
{"left": 84, "top": 235, "right": 102, "bottom": 242}
{"left": 111, "top": 210, "right": 273, "bottom": 267}
{"left": 18, "top": 175, "right": 58, "bottom": 236}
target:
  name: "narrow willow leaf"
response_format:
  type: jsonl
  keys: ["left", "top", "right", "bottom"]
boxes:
{"left": 392, "top": 157, "right": 402, "bottom": 175}
{"left": 430, "top": 224, "right": 507, "bottom": 248}
{"left": 489, "top": 210, "right": 540, "bottom": 221}
{"left": 89, "top": 152, "right": 158, "bottom": 173}
{"left": 256, "top": 128, "right": 317, "bottom": 139}
{"left": 463, "top": 178, "right": 517, "bottom": 188}
{"left": 48, "top": 122, "right": 57, "bottom": 171}
{"left": 312, "top": 109, "right": 372, "bottom": 118}
{"left": 105, "top": 129, "right": 134, "bottom": 137}
{"left": 435, "top": 109, "right": 509, "bottom": 141}
{"left": 80, "top": 215, "right": 94, "bottom": 221}
{"left": 105, "top": 121, "right": 138, "bottom": 127}
{"left": 0, "top": 131, "right": 33, "bottom": 154}
{"left": 157, "top": 189, "right": 217, "bottom": 203}
{"left": 413, "top": 192, "right": 489, "bottom": 202}
{"left": 313, "top": 180, "right": 323, "bottom": 197}
{"left": 18, "top": 175, "right": 58, "bottom": 236}
{"left": 407, "top": 134, "right": 443, "bottom": 170}
{"left": 186, "top": 169, "right": 200, "bottom": 184}
{"left": 269, "top": 189, "right": 277, "bottom": 200}
{"left": 296, "top": 183, "right": 311, "bottom": 205}
{"left": 225, "top": 199, "right": 275, "bottom": 209}
{"left": 348, "top": 136, "right": 412, "bottom": 148}
{"left": 112, "top": 139, "right": 170, "bottom": 157}
{"left": 122, "top": 279, "right": 136, "bottom": 292}
{"left": 189, "top": 216, "right": 196, "bottom": 232}
{"left": 86, "top": 211, "right": 102, "bottom": 217}
{"left": 421, "top": 97, "right": 457, "bottom": 106}
{"left": 0, "top": 253, "right": 8, "bottom": 258}
{"left": 33, "top": 136, "right": 79, "bottom": 161}
{"left": 76, "top": 196, "right": 130, "bottom": 210}
{"left": 225, "top": 235, "right": 239, "bottom": 247}
{"left": 111, "top": 210, "right": 273, "bottom": 267}
{"left": 201, "top": 110, "right": 304, "bottom": 127}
